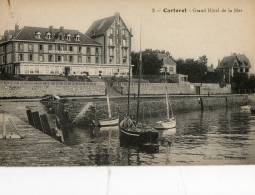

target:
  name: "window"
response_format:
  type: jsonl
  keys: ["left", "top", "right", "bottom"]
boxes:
{"left": 75, "top": 34, "right": 80, "bottom": 41}
{"left": 122, "top": 58, "right": 127, "bottom": 64}
{"left": 245, "top": 68, "right": 249, "bottom": 73}
{"left": 109, "top": 56, "right": 113, "bottom": 63}
{"left": 35, "top": 32, "right": 41, "bottom": 39}
{"left": 39, "top": 54, "right": 43, "bottom": 62}
{"left": 63, "top": 45, "right": 67, "bottom": 51}
{"left": 110, "top": 28, "right": 113, "bottom": 35}
{"left": 95, "top": 56, "right": 99, "bottom": 64}
{"left": 59, "top": 34, "right": 63, "bottom": 40}
{"left": 116, "top": 29, "right": 119, "bottom": 35}
{"left": 48, "top": 45, "right": 53, "bottom": 51}
{"left": 57, "top": 45, "right": 61, "bottom": 51}
{"left": 64, "top": 55, "right": 67, "bottom": 62}
{"left": 122, "top": 29, "right": 125, "bottom": 36}
{"left": 78, "top": 55, "right": 82, "bottom": 63}
{"left": 66, "top": 34, "right": 71, "bottom": 41}
{"left": 57, "top": 55, "right": 62, "bottom": 62}
{"left": 86, "top": 56, "right": 91, "bottom": 63}
{"left": 18, "top": 53, "right": 23, "bottom": 61}
{"left": 95, "top": 48, "right": 99, "bottom": 55}
{"left": 78, "top": 46, "right": 82, "bottom": 53}
{"left": 69, "top": 55, "right": 73, "bottom": 62}
{"left": 46, "top": 32, "right": 51, "bottom": 39}
{"left": 28, "top": 44, "right": 33, "bottom": 51}
{"left": 109, "top": 38, "right": 113, "bottom": 46}
{"left": 109, "top": 48, "right": 114, "bottom": 56}
{"left": 69, "top": 46, "right": 73, "bottom": 52}
{"left": 29, "top": 53, "right": 33, "bottom": 61}
{"left": 122, "top": 39, "right": 127, "bottom": 46}
{"left": 48, "top": 54, "right": 53, "bottom": 62}
{"left": 18, "top": 43, "right": 24, "bottom": 51}
{"left": 86, "top": 47, "right": 91, "bottom": 54}
{"left": 39, "top": 44, "right": 43, "bottom": 51}
{"left": 122, "top": 48, "right": 127, "bottom": 57}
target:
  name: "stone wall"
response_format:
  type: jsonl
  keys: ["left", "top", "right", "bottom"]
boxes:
{"left": 193, "top": 83, "right": 231, "bottom": 95}
{"left": 0, "top": 81, "right": 105, "bottom": 98}
{"left": 113, "top": 82, "right": 231, "bottom": 95}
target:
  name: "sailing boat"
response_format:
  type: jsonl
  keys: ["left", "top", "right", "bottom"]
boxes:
{"left": 119, "top": 25, "right": 159, "bottom": 146}
{"left": 154, "top": 68, "right": 176, "bottom": 130}
{"left": 99, "top": 89, "right": 119, "bottom": 127}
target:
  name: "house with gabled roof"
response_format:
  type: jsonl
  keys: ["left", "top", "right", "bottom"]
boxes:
{"left": 0, "top": 13, "right": 132, "bottom": 77}
{"left": 217, "top": 53, "right": 251, "bottom": 83}
{"left": 86, "top": 12, "right": 132, "bottom": 76}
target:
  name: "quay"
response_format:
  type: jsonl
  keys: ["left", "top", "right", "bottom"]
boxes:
{"left": 0, "top": 111, "right": 92, "bottom": 166}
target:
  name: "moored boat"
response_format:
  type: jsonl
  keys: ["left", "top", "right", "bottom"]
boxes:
{"left": 154, "top": 68, "right": 177, "bottom": 130}
{"left": 119, "top": 116, "right": 159, "bottom": 145}
{"left": 119, "top": 27, "right": 159, "bottom": 146}
{"left": 99, "top": 117, "right": 119, "bottom": 127}
{"left": 98, "top": 90, "right": 119, "bottom": 127}
{"left": 154, "top": 117, "right": 176, "bottom": 130}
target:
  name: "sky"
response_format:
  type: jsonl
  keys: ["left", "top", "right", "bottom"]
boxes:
{"left": 0, "top": 0, "right": 254, "bottom": 71}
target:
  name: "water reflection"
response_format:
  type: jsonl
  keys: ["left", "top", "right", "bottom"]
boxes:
{"left": 1, "top": 99, "right": 255, "bottom": 165}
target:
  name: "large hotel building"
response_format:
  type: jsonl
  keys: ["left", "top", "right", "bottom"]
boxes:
{"left": 0, "top": 13, "right": 132, "bottom": 77}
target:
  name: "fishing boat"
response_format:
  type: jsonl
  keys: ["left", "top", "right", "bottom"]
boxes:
{"left": 119, "top": 26, "right": 159, "bottom": 146}
{"left": 99, "top": 91, "right": 119, "bottom": 127}
{"left": 154, "top": 68, "right": 176, "bottom": 130}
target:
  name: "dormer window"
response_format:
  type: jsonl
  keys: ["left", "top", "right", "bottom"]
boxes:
{"left": 35, "top": 32, "right": 41, "bottom": 39}
{"left": 59, "top": 34, "right": 63, "bottom": 40}
{"left": 110, "top": 28, "right": 113, "bottom": 35}
{"left": 75, "top": 34, "right": 80, "bottom": 42}
{"left": 46, "top": 32, "right": 51, "bottom": 39}
{"left": 66, "top": 34, "right": 71, "bottom": 41}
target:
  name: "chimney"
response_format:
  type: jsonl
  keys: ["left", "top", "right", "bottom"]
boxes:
{"left": 114, "top": 12, "right": 120, "bottom": 17}
{"left": 49, "top": 25, "right": 53, "bottom": 32}
{"left": 15, "top": 24, "right": 19, "bottom": 32}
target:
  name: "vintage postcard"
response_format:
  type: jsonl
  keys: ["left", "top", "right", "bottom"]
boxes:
{"left": 0, "top": 0, "right": 255, "bottom": 167}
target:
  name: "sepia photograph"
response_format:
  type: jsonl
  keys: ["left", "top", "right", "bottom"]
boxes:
{"left": 0, "top": 0, "right": 255, "bottom": 169}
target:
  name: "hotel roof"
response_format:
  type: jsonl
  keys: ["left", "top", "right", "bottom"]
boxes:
{"left": 86, "top": 16, "right": 116, "bottom": 37}
{"left": 1, "top": 26, "right": 101, "bottom": 45}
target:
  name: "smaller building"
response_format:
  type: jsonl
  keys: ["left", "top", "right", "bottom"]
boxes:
{"left": 217, "top": 53, "right": 251, "bottom": 83}
{"left": 158, "top": 52, "right": 188, "bottom": 83}
{"left": 157, "top": 53, "right": 176, "bottom": 74}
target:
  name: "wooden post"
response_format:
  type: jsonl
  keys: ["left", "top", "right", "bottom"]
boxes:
{"left": 26, "top": 110, "right": 35, "bottom": 127}
{"left": 32, "top": 111, "right": 43, "bottom": 131}
{"left": 225, "top": 97, "right": 228, "bottom": 109}
{"left": 40, "top": 114, "right": 51, "bottom": 134}
{"left": 2, "top": 113, "right": 6, "bottom": 139}
{"left": 200, "top": 97, "right": 204, "bottom": 111}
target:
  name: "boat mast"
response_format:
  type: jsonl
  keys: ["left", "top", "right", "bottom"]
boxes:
{"left": 136, "top": 24, "right": 142, "bottom": 123}
{"left": 165, "top": 68, "right": 170, "bottom": 119}
{"left": 106, "top": 89, "right": 112, "bottom": 119}
{"left": 127, "top": 43, "right": 131, "bottom": 116}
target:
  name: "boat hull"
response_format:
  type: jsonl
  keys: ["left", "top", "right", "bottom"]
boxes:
{"left": 99, "top": 118, "right": 119, "bottom": 127}
{"left": 154, "top": 118, "right": 176, "bottom": 130}
{"left": 119, "top": 127, "right": 159, "bottom": 146}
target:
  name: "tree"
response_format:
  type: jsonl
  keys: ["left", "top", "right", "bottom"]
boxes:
{"left": 131, "top": 49, "right": 163, "bottom": 76}
{"left": 176, "top": 56, "right": 208, "bottom": 83}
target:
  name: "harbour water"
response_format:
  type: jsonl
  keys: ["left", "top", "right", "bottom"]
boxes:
{"left": 1, "top": 99, "right": 255, "bottom": 165}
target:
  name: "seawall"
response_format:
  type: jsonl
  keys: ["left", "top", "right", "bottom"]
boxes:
{"left": 113, "top": 82, "right": 231, "bottom": 95}
{"left": 60, "top": 94, "right": 248, "bottom": 125}
{"left": 0, "top": 81, "right": 106, "bottom": 98}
